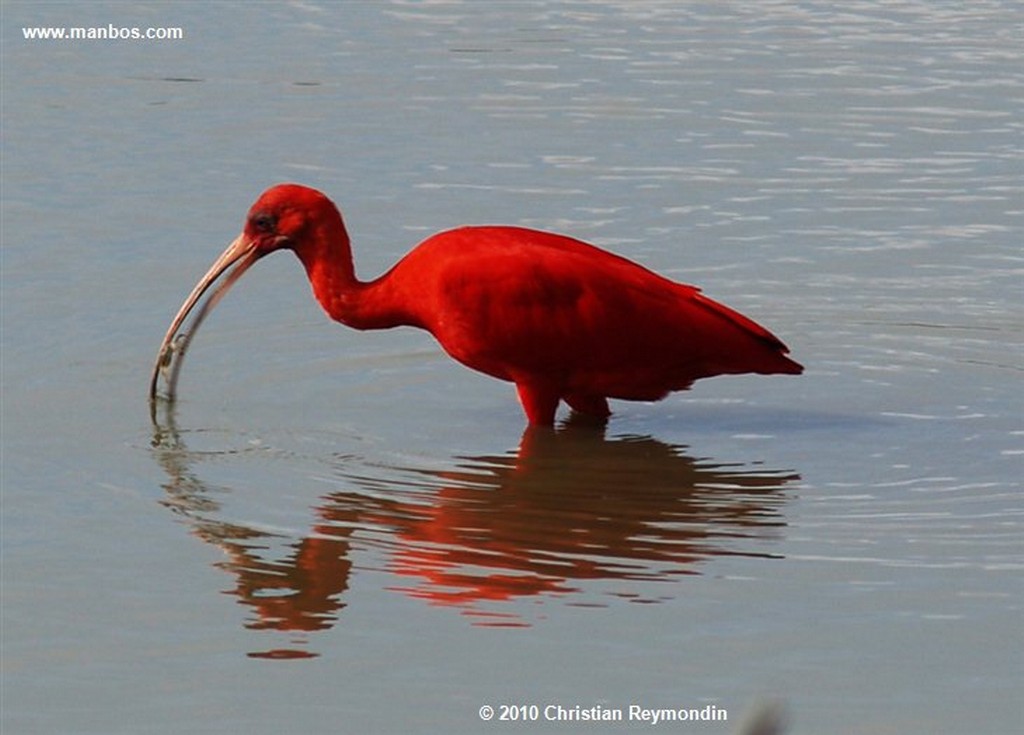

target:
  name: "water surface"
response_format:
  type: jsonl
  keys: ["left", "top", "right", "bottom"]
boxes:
{"left": 2, "top": 2, "right": 1021, "bottom": 733}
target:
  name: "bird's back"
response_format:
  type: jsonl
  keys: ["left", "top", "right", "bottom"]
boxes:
{"left": 390, "top": 226, "right": 802, "bottom": 401}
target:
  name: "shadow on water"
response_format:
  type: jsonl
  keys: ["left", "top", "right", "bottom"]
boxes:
{"left": 150, "top": 408, "right": 800, "bottom": 658}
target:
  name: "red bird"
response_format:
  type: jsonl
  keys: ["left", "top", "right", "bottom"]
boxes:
{"left": 150, "top": 184, "right": 802, "bottom": 425}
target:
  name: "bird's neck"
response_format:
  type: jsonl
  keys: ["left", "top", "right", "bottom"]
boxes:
{"left": 298, "top": 239, "right": 414, "bottom": 331}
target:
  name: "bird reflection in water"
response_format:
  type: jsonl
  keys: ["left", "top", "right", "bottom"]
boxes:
{"left": 151, "top": 412, "right": 799, "bottom": 657}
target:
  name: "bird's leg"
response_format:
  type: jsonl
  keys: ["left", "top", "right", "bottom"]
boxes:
{"left": 563, "top": 393, "right": 611, "bottom": 420}
{"left": 515, "top": 382, "right": 560, "bottom": 426}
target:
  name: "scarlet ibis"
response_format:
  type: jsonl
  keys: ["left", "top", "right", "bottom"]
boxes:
{"left": 150, "top": 184, "right": 802, "bottom": 425}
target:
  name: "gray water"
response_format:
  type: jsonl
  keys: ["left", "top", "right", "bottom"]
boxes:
{"left": 2, "top": 2, "right": 1021, "bottom": 733}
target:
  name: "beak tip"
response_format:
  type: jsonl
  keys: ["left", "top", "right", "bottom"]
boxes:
{"left": 149, "top": 234, "right": 258, "bottom": 408}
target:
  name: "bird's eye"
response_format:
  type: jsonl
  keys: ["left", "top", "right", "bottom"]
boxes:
{"left": 251, "top": 212, "right": 276, "bottom": 234}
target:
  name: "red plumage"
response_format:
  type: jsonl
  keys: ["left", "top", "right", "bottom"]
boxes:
{"left": 151, "top": 184, "right": 802, "bottom": 425}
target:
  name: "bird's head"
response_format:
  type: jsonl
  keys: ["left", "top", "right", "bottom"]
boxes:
{"left": 241, "top": 183, "right": 347, "bottom": 259}
{"left": 148, "top": 183, "right": 347, "bottom": 403}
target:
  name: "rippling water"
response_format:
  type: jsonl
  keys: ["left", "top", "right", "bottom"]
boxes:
{"left": 151, "top": 415, "right": 799, "bottom": 638}
{"left": 3, "top": 2, "right": 1021, "bottom": 733}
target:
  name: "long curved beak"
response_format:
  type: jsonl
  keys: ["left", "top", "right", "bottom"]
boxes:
{"left": 149, "top": 234, "right": 262, "bottom": 403}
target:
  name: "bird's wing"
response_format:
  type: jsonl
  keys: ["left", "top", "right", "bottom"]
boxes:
{"left": 404, "top": 227, "right": 797, "bottom": 391}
